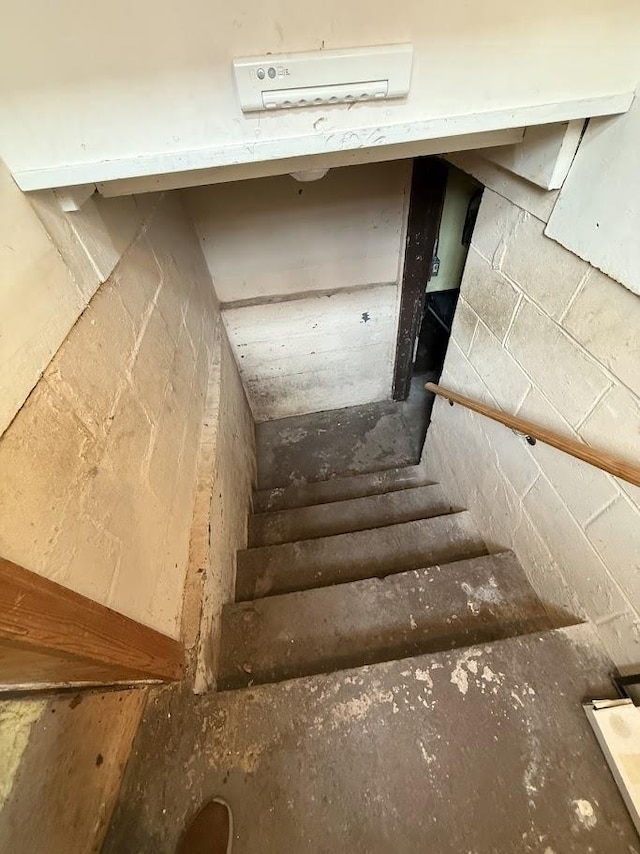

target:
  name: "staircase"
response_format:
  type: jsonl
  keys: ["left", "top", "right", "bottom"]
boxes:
{"left": 219, "top": 464, "right": 568, "bottom": 690}
{"left": 103, "top": 454, "right": 639, "bottom": 853}
{"left": 209, "top": 461, "right": 639, "bottom": 852}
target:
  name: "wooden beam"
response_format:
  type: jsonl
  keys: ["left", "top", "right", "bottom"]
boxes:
{"left": 393, "top": 157, "right": 448, "bottom": 400}
{"left": 0, "top": 558, "right": 183, "bottom": 685}
{"left": 426, "top": 382, "right": 640, "bottom": 488}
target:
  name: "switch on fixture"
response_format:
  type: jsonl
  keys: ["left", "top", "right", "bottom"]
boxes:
{"left": 233, "top": 44, "right": 413, "bottom": 113}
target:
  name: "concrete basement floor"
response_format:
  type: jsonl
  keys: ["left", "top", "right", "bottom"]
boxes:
{"left": 256, "top": 372, "right": 437, "bottom": 489}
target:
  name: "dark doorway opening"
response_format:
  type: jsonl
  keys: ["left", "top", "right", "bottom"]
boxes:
{"left": 392, "top": 157, "right": 482, "bottom": 423}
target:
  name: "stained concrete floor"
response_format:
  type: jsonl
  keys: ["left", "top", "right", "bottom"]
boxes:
{"left": 103, "top": 625, "right": 638, "bottom": 853}
{"left": 256, "top": 372, "right": 437, "bottom": 489}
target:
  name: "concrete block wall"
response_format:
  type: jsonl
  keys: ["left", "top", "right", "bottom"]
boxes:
{"left": 0, "top": 160, "right": 149, "bottom": 436}
{"left": 0, "top": 183, "right": 256, "bottom": 850}
{"left": 0, "top": 192, "right": 226, "bottom": 638}
{"left": 425, "top": 184, "right": 640, "bottom": 669}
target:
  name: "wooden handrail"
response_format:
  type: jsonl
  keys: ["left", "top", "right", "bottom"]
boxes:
{"left": 426, "top": 382, "right": 640, "bottom": 488}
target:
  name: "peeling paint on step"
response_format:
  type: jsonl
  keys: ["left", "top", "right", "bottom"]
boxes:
{"left": 461, "top": 577, "right": 504, "bottom": 605}
{"left": 572, "top": 798, "right": 597, "bottom": 830}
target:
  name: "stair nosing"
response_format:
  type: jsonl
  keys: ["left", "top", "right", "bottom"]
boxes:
{"left": 250, "top": 481, "right": 444, "bottom": 520}
{"left": 251, "top": 490, "right": 437, "bottom": 516}
{"left": 218, "top": 620, "right": 564, "bottom": 692}
{"left": 255, "top": 461, "right": 427, "bottom": 493}
{"left": 253, "top": 464, "right": 434, "bottom": 512}
{"left": 248, "top": 508, "right": 460, "bottom": 550}
{"left": 219, "top": 550, "right": 580, "bottom": 692}
{"left": 227, "top": 549, "right": 516, "bottom": 610}
{"left": 241, "top": 508, "right": 472, "bottom": 555}
{"left": 236, "top": 510, "right": 488, "bottom": 601}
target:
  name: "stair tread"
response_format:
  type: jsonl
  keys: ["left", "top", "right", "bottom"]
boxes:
{"left": 219, "top": 552, "right": 565, "bottom": 690}
{"left": 253, "top": 463, "right": 432, "bottom": 513}
{"left": 236, "top": 511, "right": 488, "bottom": 601}
{"left": 249, "top": 483, "right": 453, "bottom": 547}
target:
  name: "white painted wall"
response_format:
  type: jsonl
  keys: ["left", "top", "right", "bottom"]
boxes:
{"left": 0, "top": 163, "right": 81, "bottom": 435}
{"left": 187, "top": 162, "right": 410, "bottom": 301}
{"left": 222, "top": 284, "right": 399, "bottom": 421}
{"left": 424, "top": 182, "right": 640, "bottom": 670}
{"left": 0, "top": 1, "right": 637, "bottom": 188}
{"left": 187, "top": 162, "right": 408, "bottom": 420}
{"left": 427, "top": 168, "right": 477, "bottom": 293}
{"left": 546, "top": 93, "right": 640, "bottom": 296}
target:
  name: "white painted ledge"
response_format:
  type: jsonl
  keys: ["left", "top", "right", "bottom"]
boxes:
{"left": 14, "top": 92, "right": 633, "bottom": 195}
{"left": 481, "top": 120, "right": 586, "bottom": 190}
{"left": 97, "top": 128, "right": 523, "bottom": 196}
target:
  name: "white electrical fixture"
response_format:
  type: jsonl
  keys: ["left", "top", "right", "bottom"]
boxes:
{"left": 233, "top": 44, "right": 413, "bottom": 113}
{"left": 290, "top": 169, "right": 330, "bottom": 182}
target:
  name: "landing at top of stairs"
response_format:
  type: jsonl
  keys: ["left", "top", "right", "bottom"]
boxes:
{"left": 103, "top": 624, "right": 640, "bottom": 853}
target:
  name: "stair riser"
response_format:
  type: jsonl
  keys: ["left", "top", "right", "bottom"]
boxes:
{"left": 248, "top": 484, "right": 453, "bottom": 547}
{"left": 220, "top": 615, "right": 557, "bottom": 690}
{"left": 220, "top": 553, "right": 557, "bottom": 690}
{"left": 236, "top": 512, "right": 487, "bottom": 601}
{"left": 253, "top": 464, "right": 432, "bottom": 513}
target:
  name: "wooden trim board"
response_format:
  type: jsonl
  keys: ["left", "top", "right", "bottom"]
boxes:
{"left": 0, "top": 558, "right": 184, "bottom": 686}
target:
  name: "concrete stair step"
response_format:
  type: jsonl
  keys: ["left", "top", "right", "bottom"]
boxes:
{"left": 248, "top": 483, "right": 453, "bottom": 547}
{"left": 219, "top": 552, "right": 563, "bottom": 690}
{"left": 235, "top": 511, "right": 487, "bottom": 601}
{"left": 252, "top": 463, "right": 432, "bottom": 513}
{"left": 171, "top": 624, "right": 638, "bottom": 854}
